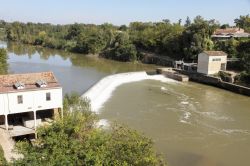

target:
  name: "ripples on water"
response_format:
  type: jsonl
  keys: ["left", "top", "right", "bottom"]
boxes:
{"left": 100, "top": 80, "right": 250, "bottom": 166}
{"left": 3, "top": 41, "right": 250, "bottom": 166}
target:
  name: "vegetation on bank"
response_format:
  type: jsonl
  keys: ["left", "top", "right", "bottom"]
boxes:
{"left": 0, "top": 14, "right": 249, "bottom": 83}
{"left": 0, "top": 15, "right": 249, "bottom": 61}
{"left": 0, "top": 146, "right": 7, "bottom": 166}
{"left": 0, "top": 48, "right": 8, "bottom": 74}
{"left": 7, "top": 93, "right": 165, "bottom": 166}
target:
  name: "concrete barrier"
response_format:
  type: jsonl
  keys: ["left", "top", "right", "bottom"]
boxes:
{"left": 174, "top": 69, "right": 250, "bottom": 96}
{"left": 157, "top": 68, "right": 189, "bottom": 82}
{"left": 220, "top": 82, "right": 250, "bottom": 96}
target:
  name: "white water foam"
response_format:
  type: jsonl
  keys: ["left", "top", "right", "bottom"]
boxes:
{"left": 181, "top": 101, "right": 189, "bottom": 105}
{"left": 221, "top": 129, "right": 250, "bottom": 135}
{"left": 180, "top": 111, "right": 191, "bottom": 124}
{"left": 82, "top": 71, "right": 177, "bottom": 113}
{"left": 95, "top": 119, "right": 110, "bottom": 129}
{"left": 199, "top": 112, "right": 234, "bottom": 121}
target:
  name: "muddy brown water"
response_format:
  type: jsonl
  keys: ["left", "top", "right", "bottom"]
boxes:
{"left": 3, "top": 41, "right": 250, "bottom": 166}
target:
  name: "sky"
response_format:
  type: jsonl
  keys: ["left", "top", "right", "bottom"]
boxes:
{"left": 0, "top": 0, "right": 249, "bottom": 25}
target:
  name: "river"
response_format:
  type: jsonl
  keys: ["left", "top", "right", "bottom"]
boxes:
{"left": 2, "top": 41, "right": 250, "bottom": 166}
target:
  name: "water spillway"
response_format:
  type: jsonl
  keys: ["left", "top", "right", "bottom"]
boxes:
{"left": 82, "top": 71, "right": 176, "bottom": 112}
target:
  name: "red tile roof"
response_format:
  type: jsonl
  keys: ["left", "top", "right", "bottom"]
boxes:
{"left": 0, "top": 72, "right": 61, "bottom": 93}
{"left": 214, "top": 28, "right": 244, "bottom": 34}
{"left": 203, "top": 51, "right": 227, "bottom": 56}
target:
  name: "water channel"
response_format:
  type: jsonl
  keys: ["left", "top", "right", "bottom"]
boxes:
{"left": 2, "top": 41, "right": 250, "bottom": 166}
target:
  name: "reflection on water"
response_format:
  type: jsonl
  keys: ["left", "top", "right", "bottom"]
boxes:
{"left": 3, "top": 40, "right": 250, "bottom": 166}
{"left": 100, "top": 80, "right": 250, "bottom": 166}
{"left": 5, "top": 41, "right": 157, "bottom": 94}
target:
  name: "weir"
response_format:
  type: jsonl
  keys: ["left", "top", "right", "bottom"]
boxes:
{"left": 81, "top": 71, "right": 176, "bottom": 112}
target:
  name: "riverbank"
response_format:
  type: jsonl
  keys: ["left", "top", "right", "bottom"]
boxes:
{"left": 174, "top": 69, "right": 250, "bottom": 97}
{"left": 82, "top": 71, "right": 177, "bottom": 112}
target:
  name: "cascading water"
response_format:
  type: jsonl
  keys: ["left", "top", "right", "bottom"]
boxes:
{"left": 82, "top": 71, "right": 177, "bottom": 113}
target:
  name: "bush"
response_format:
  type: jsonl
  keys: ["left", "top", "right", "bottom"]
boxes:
{"left": 0, "top": 146, "right": 7, "bottom": 166}
{"left": 237, "top": 71, "right": 250, "bottom": 85}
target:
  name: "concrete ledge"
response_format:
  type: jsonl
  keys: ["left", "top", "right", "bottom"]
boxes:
{"left": 157, "top": 68, "right": 189, "bottom": 82}
{"left": 174, "top": 69, "right": 250, "bottom": 96}
{"left": 220, "top": 81, "right": 250, "bottom": 96}
{"left": 9, "top": 126, "right": 35, "bottom": 137}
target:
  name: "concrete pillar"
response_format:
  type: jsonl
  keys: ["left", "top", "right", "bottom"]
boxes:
{"left": 34, "top": 111, "right": 37, "bottom": 131}
{"left": 5, "top": 114, "right": 8, "bottom": 131}
{"left": 53, "top": 108, "right": 57, "bottom": 119}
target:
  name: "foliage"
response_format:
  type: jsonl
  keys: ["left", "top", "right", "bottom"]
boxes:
{"left": 2, "top": 15, "right": 250, "bottom": 63}
{"left": 102, "top": 32, "right": 137, "bottom": 61}
{"left": 236, "top": 40, "right": 250, "bottom": 84}
{"left": 12, "top": 94, "right": 165, "bottom": 166}
{"left": 237, "top": 71, "right": 250, "bottom": 85}
{"left": 234, "top": 15, "right": 250, "bottom": 32}
{"left": 237, "top": 40, "right": 250, "bottom": 72}
{"left": 214, "top": 39, "right": 239, "bottom": 58}
{"left": 182, "top": 16, "right": 218, "bottom": 60}
{"left": 129, "top": 21, "right": 184, "bottom": 59}
{"left": 0, "top": 146, "right": 7, "bottom": 166}
{"left": 0, "top": 48, "right": 8, "bottom": 74}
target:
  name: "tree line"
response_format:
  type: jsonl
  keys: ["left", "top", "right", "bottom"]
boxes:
{"left": 0, "top": 15, "right": 248, "bottom": 61}
{"left": 0, "top": 15, "right": 250, "bottom": 83}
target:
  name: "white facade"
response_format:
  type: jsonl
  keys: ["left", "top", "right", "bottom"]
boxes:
{"left": 197, "top": 52, "right": 227, "bottom": 75}
{"left": 0, "top": 72, "right": 63, "bottom": 137}
{"left": 0, "top": 88, "right": 62, "bottom": 115}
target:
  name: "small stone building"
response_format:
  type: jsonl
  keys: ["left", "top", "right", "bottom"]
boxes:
{"left": 197, "top": 51, "right": 227, "bottom": 75}
{"left": 0, "top": 72, "right": 63, "bottom": 137}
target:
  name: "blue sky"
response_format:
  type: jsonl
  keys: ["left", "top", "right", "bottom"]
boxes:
{"left": 0, "top": 0, "right": 249, "bottom": 25}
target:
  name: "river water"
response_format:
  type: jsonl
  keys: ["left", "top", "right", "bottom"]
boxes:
{"left": 2, "top": 41, "right": 250, "bottom": 166}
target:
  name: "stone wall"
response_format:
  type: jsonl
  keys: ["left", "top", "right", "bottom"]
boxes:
{"left": 220, "top": 82, "right": 250, "bottom": 96}
{"left": 174, "top": 69, "right": 250, "bottom": 96}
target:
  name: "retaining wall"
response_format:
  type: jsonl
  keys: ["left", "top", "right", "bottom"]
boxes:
{"left": 174, "top": 69, "right": 250, "bottom": 96}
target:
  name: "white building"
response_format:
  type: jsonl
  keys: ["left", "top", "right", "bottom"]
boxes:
{"left": 0, "top": 72, "right": 63, "bottom": 137}
{"left": 211, "top": 28, "right": 250, "bottom": 40}
{"left": 197, "top": 51, "right": 227, "bottom": 75}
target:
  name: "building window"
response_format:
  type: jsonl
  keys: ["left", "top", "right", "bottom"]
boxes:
{"left": 17, "top": 95, "right": 23, "bottom": 104}
{"left": 212, "top": 58, "right": 221, "bottom": 61}
{"left": 46, "top": 92, "right": 51, "bottom": 101}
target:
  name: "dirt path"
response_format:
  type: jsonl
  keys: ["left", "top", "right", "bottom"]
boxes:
{"left": 0, "top": 129, "right": 21, "bottom": 162}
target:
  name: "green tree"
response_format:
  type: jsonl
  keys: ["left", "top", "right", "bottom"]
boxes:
{"left": 220, "top": 24, "right": 230, "bottom": 29}
{"left": 236, "top": 40, "right": 250, "bottom": 84}
{"left": 214, "top": 39, "right": 239, "bottom": 58}
{"left": 182, "top": 16, "right": 218, "bottom": 60}
{"left": 184, "top": 16, "right": 191, "bottom": 27}
{"left": 234, "top": 15, "right": 250, "bottom": 32}
{"left": 66, "top": 23, "right": 83, "bottom": 40}
{"left": 102, "top": 32, "right": 137, "bottom": 61}
{"left": 0, "top": 48, "right": 8, "bottom": 74}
